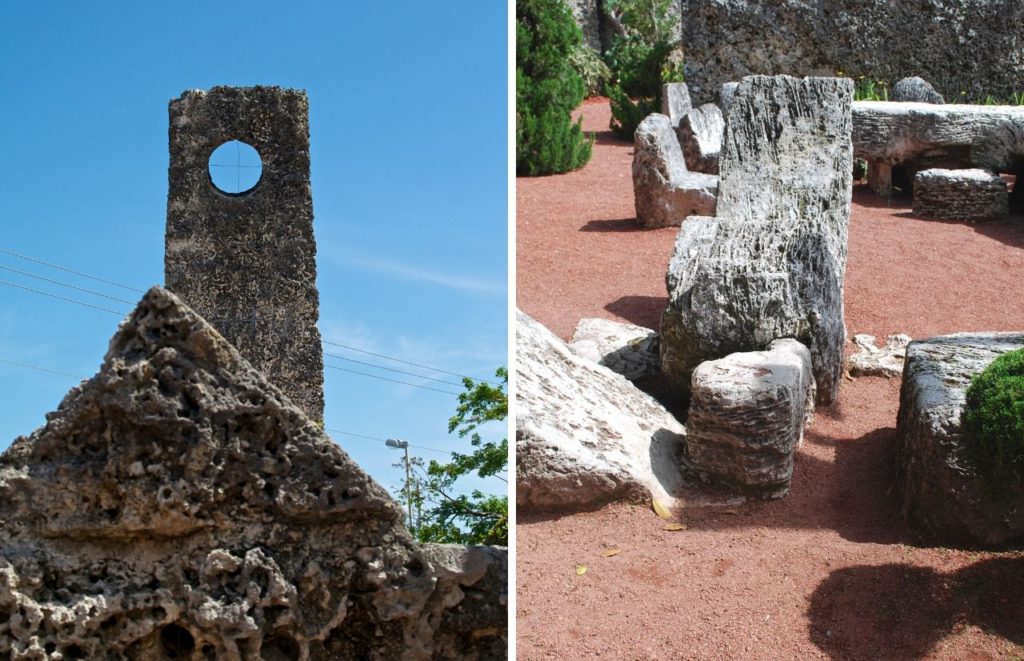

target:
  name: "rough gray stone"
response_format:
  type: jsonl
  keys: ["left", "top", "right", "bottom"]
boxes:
{"left": 564, "top": 0, "right": 601, "bottom": 51}
{"left": 569, "top": 317, "right": 660, "bottom": 381}
{"left": 632, "top": 113, "right": 718, "bottom": 227}
{"left": 516, "top": 310, "right": 686, "bottom": 512}
{"left": 687, "top": 339, "right": 815, "bottom": 498}
{"left": 895, "top": 332, "right": 1024, "bottom": 547}
{"left": 913, "top": 168, "right": 1009, "bottom": 221}
{"left": 677, "top": 1, "right": 1024, "bottom": 105}
{"left": 0, "top": 287, "right": 506, "bottom": 659}
{"left": 661, "top": 82, "right": 693, "bottom": 128}
{"left": 892, "top": 76, "right": 945, "bottom": 104}
{"left": 165, "top": 86, "right": 324, "bottom": 421}
{"left": 848, "top": 333, "right": 912, "bottom": 378}
{"left": 853, "top": 101, "right": 1024, "bottom": 197}
{"left": 677, "top": 103, "right": 725, "bottom": 175}
{"left": 719, "top": 82, "right": 739, "bottom": 116}
{"left": 661, "top": 76, "right": 854, "bottom": 405}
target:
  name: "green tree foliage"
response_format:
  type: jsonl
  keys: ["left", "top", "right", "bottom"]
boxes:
{"left": 961, "top": 349, "right": 1024, "bottom": 494}
{"left": 516, "top": 0, "right": 593, "bottom": 175}
{"left": 604, "top": 0, "right": 685, "bottom": 139}
{"left": 412, "top": 368, "right": 508, "bottom": 546}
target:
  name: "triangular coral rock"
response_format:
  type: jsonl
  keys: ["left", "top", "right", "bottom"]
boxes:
{"left": 0, "top": 287, "right": 502, "bottom": 659}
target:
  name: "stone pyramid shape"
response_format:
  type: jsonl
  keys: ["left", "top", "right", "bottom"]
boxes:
{"left": 0, "top": 287, "right": 503, "bottom": 659}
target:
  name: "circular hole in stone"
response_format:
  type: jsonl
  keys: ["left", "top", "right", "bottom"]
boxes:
{"left": 160, "top": 623, "right": 196, "bottom": 657}
{"left": 208, "top": 140, "right": 263, "bottom": 195}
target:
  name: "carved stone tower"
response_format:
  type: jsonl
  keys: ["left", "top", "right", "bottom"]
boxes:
{"left": 165, "top": 86, "right": 324, "bottom": 420}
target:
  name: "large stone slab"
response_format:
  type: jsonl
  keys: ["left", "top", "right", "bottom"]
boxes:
{"left": 913, "top": 168, "right": 1008, "bottom": 221}
{"left": 853, "top": 101, "right": 1024, "bottom": 196}
{"left": 516, "top": 311, "right": 686, "bottom": 511}
{"left": 661, "top": 76, "right": 853, "bottom": 405}
{"left": 895, "top": 332, "right": 1024, "bottom": 547}
{"left": 632, "top": 113, "right": 718, "bottom": 227}
{"left": 0, "top": 287, "right": 506, "bottom": 659}
{"left": 676, "top": 1, "right": 1024, "bottom": 106}
{"left": 687, "top": 339, "right": 814, "bottom": 499}
{"left": 677, "top": 103, "right": 724, "bottom": 175}
{"left": 569, "top": 317, "right": 659, "bottom": 381}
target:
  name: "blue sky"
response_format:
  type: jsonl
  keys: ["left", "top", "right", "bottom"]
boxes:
{"left": 0, "top": 2, "right": 508, "bottom": 499}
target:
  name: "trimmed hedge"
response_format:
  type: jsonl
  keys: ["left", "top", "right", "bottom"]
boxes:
{"left": 961, "top": 349, "right": 1024, "bottom": 491}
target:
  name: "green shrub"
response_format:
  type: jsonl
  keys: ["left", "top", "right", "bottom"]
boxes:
{"left": 961, "top": 349, "right": 1024, "bottom": 492}
{"left": 516, "top": 0, "right": 593, "bottom": 176}
{"left": 570, "top": 43, "right": 611, "bottom": 98}
{"left": 604, "top": 0, "right": 684, "bottom": 139}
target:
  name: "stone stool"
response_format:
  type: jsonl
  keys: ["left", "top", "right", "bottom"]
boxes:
{"left": 913, "top": 168, "right": 1008, "bottom": 221}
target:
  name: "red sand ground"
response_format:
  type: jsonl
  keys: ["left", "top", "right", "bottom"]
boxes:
{"left": 516, "top": 100, "right": 1024, "bottom": 660}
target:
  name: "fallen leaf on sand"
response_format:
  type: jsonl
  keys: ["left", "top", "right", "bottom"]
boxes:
{"left": 652, "top": 498, "right": 673, "bottom": 520}
{"left": 663, "top": 522, "right": 687, "bottom": 531}
{"left": 600, "top": 548, "right": 621, "bottom": 558}
{"left": 575, "top": 564, "right": 588, "bottom": 576}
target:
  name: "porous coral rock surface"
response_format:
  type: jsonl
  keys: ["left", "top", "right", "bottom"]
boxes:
{"left": 0, "top": 287, "right": 505, "bottom": 660}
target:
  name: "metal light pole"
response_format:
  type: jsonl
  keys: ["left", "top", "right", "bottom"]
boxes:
{"left": 385, "top": 438, "right": 413, "bottom": 530}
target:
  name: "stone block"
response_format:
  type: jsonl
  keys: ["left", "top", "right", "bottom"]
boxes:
{"left": 569, "top": 317, "right": 660, "bottom": 381}
{"left": 896, "top": 332, "right": 1024, "bottom": 547}
{"left": 892, "top": 76, "right": 944, "bottom": 104}
{"left": 661, "top": 82, "right": 693, "bottom": 128}
{"left": 677, "top": 103, "right": 725, "bottom": 174}
{"left": 633, "top": 113, "right": 718, "bottom": 227}
{"left": 719, "top": 81, "right": 739, "bottom": 115}
{"left": 686, "top": 339, "right": 814, "bottom": 498}
{"left": 516, "top": 311, "right": 686, "bottom": 512}
{"left": 165, "top": 86, "right": 324, "bottom": 421}
{"left": 913, "top": 168, "right": 1009, "bottom": 221}
{"left": 847, "top": 333, "right": 911, "bottom": 378}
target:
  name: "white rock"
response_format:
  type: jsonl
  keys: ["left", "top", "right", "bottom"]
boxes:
{"left": 847, "top": 333, "right": 911, "bottom": 378}
{"left": 677, "top": 103, "right": 724, "bottom": 174}
{"left": 516, "top": 311, "right": 686, "bottom": 511}
{"left": 569, "top": 317, "right": 659, "bottom": 381}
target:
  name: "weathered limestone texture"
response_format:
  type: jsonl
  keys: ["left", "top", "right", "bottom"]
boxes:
{"left": 719, "top": 82, "right": 739, "bottom": 116}
{"left": 687, "top": 339, "right": 814, "bottom": 499}
{"left": 852, "top": 101, "right": 1024, "bottom": 197}
{"left": 661, "top": 76, "right": 853, "bottom": 405}
{"left": 677, "top": 1, "right": 1024, "bottom": 105}
{"left": 0, "top": 288, "right": 506, "bottom": 659}
{"left": 661, "top": 82, "right": 692, "bottom": 128}
{"left": 632, "top": 113, "right": 718, "bottom": 227}
{"left": 677, "top": 103, "right": 724, "bottom": 174}
{"left": 564, "top": 0, "right": 601, "bottom": 51}
{"left": 569, "top": 317, "right": 660, "bottom": 381}
{"left": 896, "top": 332, "right": 1024, "bottom": 547}
{"left": 892, "top": 76, "right": 944, "bottom": 104}
{"left": 165, "top": 86, "right": 324, "bottom": 421}
{"left": 516, "top": 310, "right": 686, "bottom": 511}
{"left": 913, "top": 168, "right": 1009, "bottom": 221}
{"left": 847, "top": 333, "right": 911, "bottom": 378}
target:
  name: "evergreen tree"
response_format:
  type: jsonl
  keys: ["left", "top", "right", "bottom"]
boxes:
{"left": 516, "top": 0, "right": 593, "bottom": 176}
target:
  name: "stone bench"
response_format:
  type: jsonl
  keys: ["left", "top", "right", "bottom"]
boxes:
{"left": 913, "top": 168, "right": 1008, "bottom": 221}
{"left": 852, "top": 101, "right": 1024, "bottom": 198}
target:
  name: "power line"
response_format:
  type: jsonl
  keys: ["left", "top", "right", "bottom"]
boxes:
{"left": 324, "top": 427, "right": 451, "bottom": 455}
{"left": 0, "top": 264, "right": 137, "bottom": 305}
{"left": 0, "top": 247, "right": 145, "bottom": 294}
{"left": 323, "top": 363, "right": 461, "bottom": 396}
{"left": 0, "top": 279, "right": 128, "bottom": 316}
{"left": 322, "top": 351, "right": 465, "bottom": 388}
{"left": 0, "top": 356, "right": 88, "bottom": 380}
{"left": 322, "top": 339, "right": 498, "bottom": 386}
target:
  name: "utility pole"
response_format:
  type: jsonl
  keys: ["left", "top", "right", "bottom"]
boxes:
{"left": 385, "top": 438, "right": 413, "bottom": 530}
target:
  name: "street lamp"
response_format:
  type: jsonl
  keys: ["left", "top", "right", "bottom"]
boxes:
{"left": 385, "top": 438, "right": 413, "bottom": 530}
